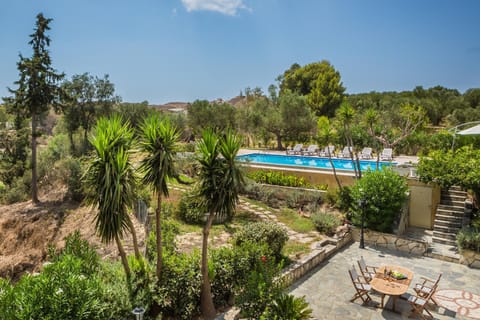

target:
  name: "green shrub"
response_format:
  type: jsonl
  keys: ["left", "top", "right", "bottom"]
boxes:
{"left": 63, "top": 157, "right": 84, "bottom": 202}
{"left": 233, "top": 221, "right": 289, "bottom": 258}
{"left": 324, "top": 187, "right": 338, "bottom": 206}
{"left": 0, "top": 232, "right": 132, "bottom": 320}
{"left": 1, "top": 171, "right": 31, "bottom": 204}
{"left": 177, "top": 190, "right": 229, "bottom": 224}
{"left": 157, "top": 251, "right": 202, "bottom": 319}
{"left": 235, "top": 253, "right": 284, "bottom": 319}
{"left": 37, "top": 134, "right": 71, "bottom": 180}
{"left": 49, "top": 231, "right": 100, "bottom": 275}
{"left": 261, "top": 293, "right": 313, "bottom": 320}
{"left": 178, "top": 192, "right": 206, "bottom": 224}
{"left": 146, "top": 217, "right": 180, "bottom": 261}
{"left": 247, "top": 170, "right": 310, "bottom": 188}
{"left": 350, "top": 168, "right": 408, "bottom": 233}
{"left": 285, "top": 189, "right": 322, "bottom": 210}
{"left": 336, "top": 186, "right": 352, "bottom": 211}
{"left": 457, "top": 227, "right": 480, "bottom": 252}
{"left": 0, "top": 255, "right": 129, "bottom": 320}
{"left": 311, "top": 211, "right": 342, "bottom": 236}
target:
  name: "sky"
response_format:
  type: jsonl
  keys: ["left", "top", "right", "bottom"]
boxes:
{"left": 1, "top": 0, "right": 480, "bottom": 104}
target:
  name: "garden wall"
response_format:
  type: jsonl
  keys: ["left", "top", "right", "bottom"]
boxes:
{"left": 350, "top": 227, "right": 428, "bottom": 255}
{"left": 282, "top": 227, "right": 352, "bottom": 286}
{"left": 459, "top": 250, "right": 480, "bottom": 269}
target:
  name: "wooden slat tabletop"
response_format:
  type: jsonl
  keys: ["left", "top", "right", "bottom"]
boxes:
{"left": 370, "top": 265, "right": 413, "bottom": 296}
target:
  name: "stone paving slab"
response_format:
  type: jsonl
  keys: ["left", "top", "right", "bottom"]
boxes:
{"left": 289, "top": 243, "right": 480, "bottom": 319}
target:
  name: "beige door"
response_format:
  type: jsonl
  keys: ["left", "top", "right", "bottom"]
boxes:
{"left": 409, "top": 185, "right": 434, "bottom": 229}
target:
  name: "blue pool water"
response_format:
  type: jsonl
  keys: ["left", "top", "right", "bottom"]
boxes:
{"left": 236, "top": 153, "right": 395, "bottom": 171}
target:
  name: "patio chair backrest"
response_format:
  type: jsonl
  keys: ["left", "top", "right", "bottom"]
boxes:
{"left": 358, "top": 256, "right": 367, "bottom": 271}
{"left": 433, "top": 273, "right": 442, "bottom": 288}
{"left": 349, "top": 265, "right": 360, "bottom": 281}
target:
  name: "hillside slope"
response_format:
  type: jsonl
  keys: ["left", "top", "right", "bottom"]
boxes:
{"left": 0, "top": 199, "right": 145, "bottom": 281}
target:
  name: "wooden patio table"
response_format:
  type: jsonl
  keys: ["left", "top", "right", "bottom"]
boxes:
{"left": 370, "top": 265, "right": 414, "bottom": 312}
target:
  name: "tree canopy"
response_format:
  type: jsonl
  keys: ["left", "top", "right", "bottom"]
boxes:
{"left": 279, "top": 61, "right": 345, "bottom": 117}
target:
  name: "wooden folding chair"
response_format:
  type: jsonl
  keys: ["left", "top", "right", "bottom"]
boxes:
{"left": 408, "top": 287, "right": 435, "bottom": 319}
{"left": 357, "top": 256, "right": 377, "bottom": 283}
{"left": 414, "top": 273, "right": 442, "bottom": 306}
{"left": 348, "top": 265, "right": 372, "bottom": 304}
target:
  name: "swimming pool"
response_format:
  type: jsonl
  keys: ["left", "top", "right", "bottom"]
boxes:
{"left": 236, "top": 153, "right": 395, "bottom": 171}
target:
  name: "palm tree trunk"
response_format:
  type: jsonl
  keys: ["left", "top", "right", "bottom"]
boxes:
{"left": 327, "top": 148, "right": 342, "bottom": 189}
{"left": 200, "top": 211, "right": 217, "bottom": 319}
{"left": 68, "top": 130, "right": 75, "bottom": 154}
{"left": 31, "top": 113, "right": 39, "bottom": 204}
{"left": 115, "top": 233, "right": 131, "bottom": 280}
{"left": 155, "top": 193, "right": 163, "bottom": 280}
{"left": 127, "top": 217, "right": 142, "bottom": 260}
{"left": 354, "top": 151, "right": 362, "bottom": 179}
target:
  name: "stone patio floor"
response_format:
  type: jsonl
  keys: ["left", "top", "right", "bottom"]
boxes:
{"left": 289, "top": 243, "right": 480, "bottom": 319}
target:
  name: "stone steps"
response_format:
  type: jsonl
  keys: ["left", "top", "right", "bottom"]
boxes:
{"left": 432, "top": 236, "right": 457, "bottom": 246}
{"left": 432, "top": 187, "right": 466, "bottom": 246}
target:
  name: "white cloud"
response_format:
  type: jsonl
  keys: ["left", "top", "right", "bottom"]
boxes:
{"left": 181, "top": 0, "right": 249, "bottom": 15}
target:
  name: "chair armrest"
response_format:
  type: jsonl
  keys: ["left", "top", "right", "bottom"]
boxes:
{"left": 365, "top": 266, "right": 377, "bottom": 273}
{"left": 420, "top": 276, "right": 435, "bottom": 285}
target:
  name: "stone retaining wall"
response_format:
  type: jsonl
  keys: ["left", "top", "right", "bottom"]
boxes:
{"left": 281, "top": 229, "right": 352, "bottom": 286}
{"left": 350, "top": 227, "right": 428, "bottom": 255}
{"left": 459, "top": 250, "right": 480, "bottom": 269}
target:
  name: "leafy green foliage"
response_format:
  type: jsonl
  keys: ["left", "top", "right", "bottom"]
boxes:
{"left": 60, "top": 73, "right": 119, "bottom": 153}
{"left": 49, "top": 231, "right": 100, "bottom": 275}
{"left": 178, "top": 191, "right": 208, "bottom": 224}
{"left": 350, "top": 169, "right": 408, "bottom": 233}
{"left": 311, "top": 211, "right": 342, "bottom": 236}
{"left": 261, "top": 293, "right": 313, "bottom": 320}
{"left": 457, "top": 227, "right": 480, "bottom": 253}
{"left": 187, "top": 100, "right": 236, "bottom": 137}
{"left": 417, "top": 146, "right": 480, "bottom": 201}
{"left": 233, "top": 221, "right": 289, "bottom": 258}
{"left": 236, "top": 253, "right": 284, "bottom": 319}
{"left": 248, "top": 170, "right": 310, "bottom": 188}
{"left": 279, "top": 61, "right": 345, "bottom": 117}
{"left": 0, "top": 232, "right": 131, "bottom": 320}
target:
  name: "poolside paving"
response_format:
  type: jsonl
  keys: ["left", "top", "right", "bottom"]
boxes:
{"left": 289, "top": 243, "right": 480, "bottom": 319}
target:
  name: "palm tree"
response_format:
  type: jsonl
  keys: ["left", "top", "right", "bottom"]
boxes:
{"left": 317, "top": 116, "right": 342, "bottom": 189}
{"left": 363, "top": 108, "right": 382, "bottom": 169}
{"left": 83, "top": 115, "right": 139, "bottom": 279}
{"left": 138, "top": 114, "right": 179, "bottom": 280}
{"left": 337, "top": 102, "right": 361, "bottom": 179}
{"left": 196, "top": 129, "right": 244, "bottom": 319}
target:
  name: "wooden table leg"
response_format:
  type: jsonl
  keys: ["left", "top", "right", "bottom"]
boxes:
{"left": 381, "top": 294, "right": 385, "bottom": 308}
{"left": 392, "top": 295, "right": 397, "bottom": 312}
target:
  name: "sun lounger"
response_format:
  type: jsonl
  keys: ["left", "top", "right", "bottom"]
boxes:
{"left": 301, "top": 144, "right": 318, "bottom": 156}
{"left": 286, "top": 144, "right": 303, "bottom": 155}
{"left": 319, "top": 145, "right": 335, "bottom": 157}
{"left": 380, "top": 148, "right": 393, "bottom": 161}
{"left": 360, "top": 147, "right": 373, "bottom": 159}
{"left": 337, "top": 146, "right": 353, "bottom": 158}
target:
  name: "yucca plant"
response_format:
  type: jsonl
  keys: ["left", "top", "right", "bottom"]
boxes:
{"left": 261, "top": 293, "right": 313, "bottom": 320}
{"left": 138, "top": 114, "right": 180, "bottom": 279}
{"left": 83, "top": 115, "right": 139, "bottom": 279}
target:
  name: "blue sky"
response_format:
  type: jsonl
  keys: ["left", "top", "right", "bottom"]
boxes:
{"left": 1, "top": 0, "right": 479, "bottom": 104}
